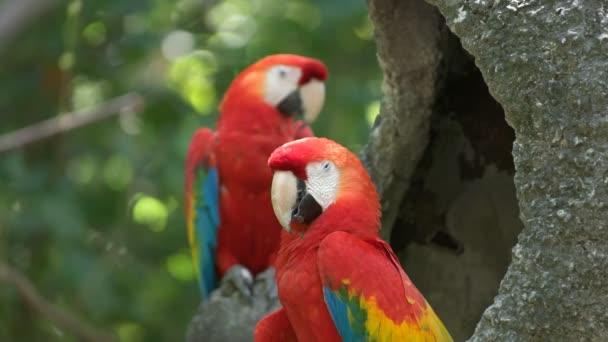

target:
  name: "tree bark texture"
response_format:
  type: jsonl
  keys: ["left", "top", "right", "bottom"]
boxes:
{"left": 361, "top": 0, "right": 448, "bottom": 242}
{"left": 365, "top": 0, "right": 523, "bottom": 340}
{"left": 395, "top": 61, "right": 522, "bottom": 341}
{"left": 186, "top": 272, "right": 279, "bottom": 341}
{"left": 418, "top": 0, "right": 608, "bottom": 340}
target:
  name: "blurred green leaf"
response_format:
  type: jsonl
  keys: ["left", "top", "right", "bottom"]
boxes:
{"left": 83, "top": 22, "right": 107, "bottom": 46}
{"left": 366, "top": 100, "right": 381, "bottom": 126}
{"left": 103, "top": 154, "right": 134, "bottom": 191}
{"left": 132, "top": 194, "right": 169, "bottom": 232}
{"left": 168, "top": 53, "right": 217, "bottom": 114}
{"left": 116, "top": 322, "right": 144, "bottom": 342}
{"left": 166, "top": 249, "right": 194, "bottom": 282}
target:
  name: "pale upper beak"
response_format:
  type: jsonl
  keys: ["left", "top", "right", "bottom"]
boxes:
{"left": 271, "top": 169, "right": 324, "bottom": 234}
{"left": 299, "top": 79, "right": 325, "bottom": 123}
{"left": 271, "top": 170, "right": 298, "bottom": 233}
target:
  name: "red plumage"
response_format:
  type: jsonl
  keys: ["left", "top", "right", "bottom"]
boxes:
{"left": 185, "top": 55, "right": 328, "bottom": 290}
{"left": 256, "top": 138, "right": 452, "bottom": 341}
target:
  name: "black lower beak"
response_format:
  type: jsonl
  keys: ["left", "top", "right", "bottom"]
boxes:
{"left": 277, "top": 90, "right": 303, "bottom": 117}
{"left": 291, "top": 179, "right": 322, "bottom": 225}
{"left": 292, "top": 193, "right": 322, "bottom": 225}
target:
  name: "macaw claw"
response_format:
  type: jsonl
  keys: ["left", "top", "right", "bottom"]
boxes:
{"left": 220, "top": 264, "right": 254, "bottom": 298}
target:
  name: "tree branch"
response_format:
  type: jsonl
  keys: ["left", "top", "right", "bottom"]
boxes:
{"left": 0, "top": 93, "right": 144, "bottom": 154}
{"left": 0, "top": 261, "right": 116, "bottom": 342}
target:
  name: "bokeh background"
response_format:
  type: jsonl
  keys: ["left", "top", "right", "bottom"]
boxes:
{"left": 0, "top": 0, "right": 381, "bottom": 340}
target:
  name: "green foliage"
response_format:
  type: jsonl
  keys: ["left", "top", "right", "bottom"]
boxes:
{"left": 0, "top": 0, "right": 380, "bottom": 340}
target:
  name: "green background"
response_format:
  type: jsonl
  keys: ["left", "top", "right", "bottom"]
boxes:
{"left": 0, "top": 0, "right": 381, "bottom": 340}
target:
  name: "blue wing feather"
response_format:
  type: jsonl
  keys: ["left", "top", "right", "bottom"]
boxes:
{"left": 194, "top": 166, "right": 220, "bottom": 297}
{"left": 203, "top": 168, "right": 220, "bottom": 227}
{"left": 323, "top": 286, "right": 366, "bottom": 342}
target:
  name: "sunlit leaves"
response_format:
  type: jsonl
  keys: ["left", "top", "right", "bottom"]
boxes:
{"left": 116, "top": 323, "right": 144, "bottom": 342}
{"left": 123, "top": 15, "right": 147, "bottom": 35}
{"left": 66, "top": 0, "right": 82, "bottom": 17}
{"left": 103, "top": 155, "right": 134, "bottom": 191}
{"left": 353, "top": 15, "right": 374, "bottom": 41}
{"left": 286, "top": 1, "right": 321, "bottom": 30}
{"left": 83, "top": 22, "right": 107, "bottom": 46}
{"left": 119, "top": 112, "right": 143, "bottom": 136}
{"left": 168, "top": 51, "right": 217, "bottom": 114}
{"left": 58, "top": 52, "right": 75, "bottom": 71}
{"left": 166, "top": 249, "right": 194, "bottom": 281}
{"left": 366, "top": 100, "right": 381, "bottom": 126}
{"left": 67, "top": 155, "right": 97, "bottom": 185}
{"left": 71, "top": 78, "right": 109, "bottom": 111}
{"left": 207, "top": 0, "right": 254, "bottom": 29}
{"left": 207, "top": 0, "right": 257, "bottom": 48}
{"left": 131, "top": 194, "right": 169, "bottom": 232}
{"left": 161, "top": 31, "right": 195, "bottom": 61}
{"left": 217, "top": 15, "right": 258, "bottom": 48}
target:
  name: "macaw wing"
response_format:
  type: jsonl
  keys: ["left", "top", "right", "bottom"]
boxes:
{"left": 317, "top": 231, "right": 453, "bottom": 342}
{"left": 185, "top": 128, "right": 220, "bottom": 298}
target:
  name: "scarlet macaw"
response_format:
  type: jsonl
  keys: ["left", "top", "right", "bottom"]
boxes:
{"left": 185, "top": 54, "right": 328, "bottom": 298}
{"left": 254, "top": 137, "right": 453, "bottom": 341}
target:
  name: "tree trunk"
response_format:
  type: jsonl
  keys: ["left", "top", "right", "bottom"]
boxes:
{"left": 360, "top": 0, "right": 448, "bottom": 242}
{"left": 366, "top": 0, "right": 608, "bottom": 340}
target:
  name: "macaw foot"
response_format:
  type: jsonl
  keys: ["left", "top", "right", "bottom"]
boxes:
{"left": 220, "top": 264, "right": 254, "bottom": 299}
{"left": 253, "top": 266, "right": 278, "bottom": 300}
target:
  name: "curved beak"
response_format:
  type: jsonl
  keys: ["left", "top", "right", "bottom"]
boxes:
{"left": 276, "top": 79, "right": 325, "bottom": 124}
{"left": 271, "top": 171, "right": 298, "bottom": 233}
{"left": 270, "top": 170, "right": 323, "bottom": 234}
{"left": 299, "top": 79, "right": 325, "bottom": 123}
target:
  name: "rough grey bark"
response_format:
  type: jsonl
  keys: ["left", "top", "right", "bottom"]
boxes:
{"left": 419, "top": 0, "right": 608, "bottom": 340}
{"left": 395, "top": 62, "right": 523, "bottom": 341}
{"left": 186, "top": 271, "right": 280, "bottom": 342}
{"left": 364, "top": 0, "right": 523, "bottom": 339}
{"left": 360, "top": 0, "right": 448, "bottom": 242}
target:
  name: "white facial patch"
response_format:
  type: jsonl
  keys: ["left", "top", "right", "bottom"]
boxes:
{"left": 305, "top": 160, "right": 339, "bottom": 210}
{"left": 299, "top": 79, "right": 325, "bottom": 123}
{"left": 264, "top": 65, "right": 302, "bottom": 106}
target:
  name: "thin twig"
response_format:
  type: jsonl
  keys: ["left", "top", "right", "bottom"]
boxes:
{"left": 0, "top": 261, "right": 117, "bottom": 342}
{"left": 0, "top": 93, "right": 144, "bottom": 154}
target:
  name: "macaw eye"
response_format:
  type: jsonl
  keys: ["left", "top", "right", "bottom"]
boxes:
{"left": 323, "top": 162, "right": 331, "bottom": 170}
{"left": 278, "top": 66, "right": 288, "bottom": 78}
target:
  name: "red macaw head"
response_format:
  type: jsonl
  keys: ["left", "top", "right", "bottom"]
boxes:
{"left": 219, "top": 54, "right": 328, "bottom": 127}
{"left": 268, "top": 137, "right": 380, "bottom": 235}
